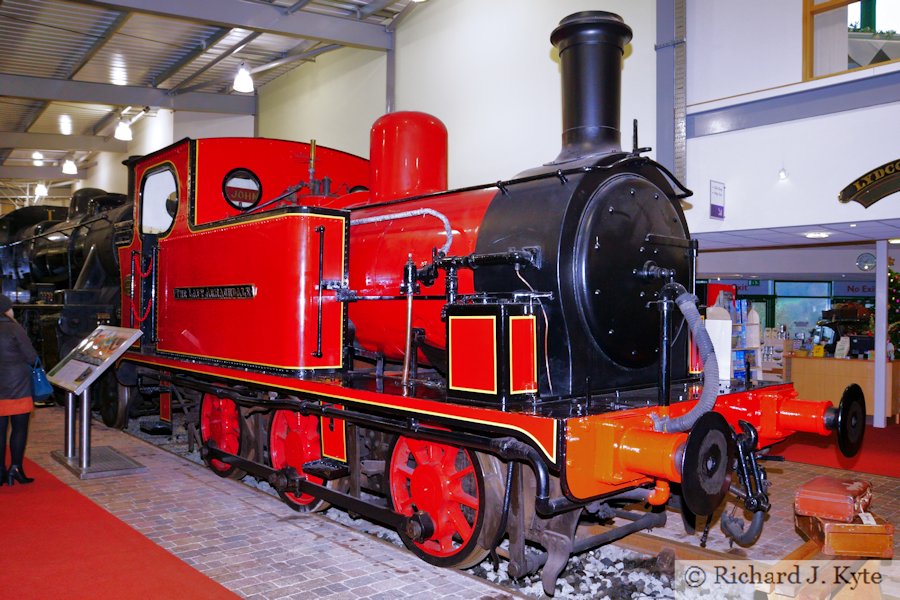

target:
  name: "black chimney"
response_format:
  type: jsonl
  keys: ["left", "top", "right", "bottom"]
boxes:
{"left": 550, "top": 11, "right": 632, "bottom": 163}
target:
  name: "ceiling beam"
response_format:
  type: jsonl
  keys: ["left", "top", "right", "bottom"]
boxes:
{"left": 168, "top": 31, "right": 263, "bottom": 94}
{"left": 0, "top": 74, "right": 256, "bottom": 115}
{"left": 358, "top": 0, "right": 399, "bottom": 19}
{"left": 0, "top": 166, "right": 86, "bottom": 180}
{"left": 0, "top": 132, "right": 128, "bottom": 153}
{"left": 75, "top": 0, "right": 391, "bottom": 50}
{"left": 153, "top": 27, "right": 232, "bottom": 87}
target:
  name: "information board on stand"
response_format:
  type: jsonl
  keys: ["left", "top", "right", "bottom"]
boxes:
{"left": 48, "top": 325, "right": 146, "bottom": 480}
{"left": 48, "top": 326, "right": 142, "bottom": 394}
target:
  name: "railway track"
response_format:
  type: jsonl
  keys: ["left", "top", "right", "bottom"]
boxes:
{"left": 120, "top": 412, "right": 824, "bottom": 599}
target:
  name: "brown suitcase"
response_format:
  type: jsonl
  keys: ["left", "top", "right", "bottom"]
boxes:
{"left": 794, "top": 476, "right": 873, "bottom": 522}
{"left": 795, "top": 512, "right": 894, "bottom": 558}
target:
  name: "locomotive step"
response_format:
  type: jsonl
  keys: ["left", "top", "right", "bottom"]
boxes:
{"left": 302, "top": 459, "right": 350, "bottom": 481}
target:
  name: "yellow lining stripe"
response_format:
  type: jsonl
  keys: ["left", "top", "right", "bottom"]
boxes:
{"left": 124, "top": 353, "right": 558, "bottom": 463}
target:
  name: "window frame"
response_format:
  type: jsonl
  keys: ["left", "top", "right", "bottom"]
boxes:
{"left": 803, "top": 0, "right": 900, "bottom": 81}
{"left": 139, "top": 164, "right": 179, "bottom": 236}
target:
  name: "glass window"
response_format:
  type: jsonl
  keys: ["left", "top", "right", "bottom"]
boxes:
{"left": 774, "top": 281, "right": 831, "bottom": 297}
{"left": 775, "top": 297, "right": 832, "bottom": 342}
{"left": 747, "top": 299, "right": 771, "bottom": 329}
{"left": 140, "top": 168, "right": 177, "bottom": 235}
{"left": 222, "top": 168, "right": 262, "bottom": 211}
{"left": 806, "top": 0, "right": 900, "bottom": 79}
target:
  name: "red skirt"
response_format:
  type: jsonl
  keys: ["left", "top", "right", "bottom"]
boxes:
{"left": 0, "top": 397, "right": 33, "bottom": 417}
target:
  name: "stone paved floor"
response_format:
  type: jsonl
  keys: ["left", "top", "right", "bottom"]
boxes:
{"left": 23, "top": 406, "right": 522, "bottom": 600}
{"left": 20, "top": 405, "right": 899, "bottom": 599}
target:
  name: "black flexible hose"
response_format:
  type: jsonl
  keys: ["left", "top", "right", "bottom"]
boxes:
{"left": 721, "top": 510, "right": 765, "bottom": 547}
{"left": 653, "top": 282, "right": 719, "bottom": 433}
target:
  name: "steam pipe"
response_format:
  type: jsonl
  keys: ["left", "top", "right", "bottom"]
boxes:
{"left": 351, "top": 208, "right": 454, "bottom": 255}
{"left": 653, "top": 282, "right": 719, "bottom": 432}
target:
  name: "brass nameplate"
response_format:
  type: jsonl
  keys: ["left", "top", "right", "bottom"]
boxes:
{"left": 839, "top": 159, "right": 900, "bottom": 208}
{"left": 173, "top": 285, "right": 256, "bottom": 300}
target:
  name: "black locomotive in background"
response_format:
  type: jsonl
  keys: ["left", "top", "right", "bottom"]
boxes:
{"left": 0, "top": 188, "right": 132, "bottom": 425}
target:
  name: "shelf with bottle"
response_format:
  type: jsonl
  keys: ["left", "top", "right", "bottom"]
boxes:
{"left": 760, "top": 327, "right": 793, "bottom": 382}
{"left": 730, "top": 300, "right": 761, "bottom": 381}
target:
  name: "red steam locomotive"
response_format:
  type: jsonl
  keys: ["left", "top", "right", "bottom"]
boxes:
{"left": 108, "top": 11, "right": 863, "bottom": 594}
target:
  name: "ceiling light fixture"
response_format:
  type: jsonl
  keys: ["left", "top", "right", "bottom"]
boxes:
{"left": 233, "top": 62, "right": 254, "bottom": 93}
{"left": 59, "top": 115, "right": 73, "bottom": 136}
{"left": 778, "top": 168, "right": 788, "bottom": 181}
{"left": 889, "top": 238, "right": 900, "bottom": 245}
{"left": 114, "top": 119, "right": 133, "bottom": 141}
{"left": 111, "top": 106, "right": 149, "bottom": 141}
{"left": 804, "top": 231, "right": 830, "bottom": 239}
{"left": 34, "top": 183, "right": 48, "bottom": 198}
{"left": 849, "top": 223, "right": 857, "bottom": 228}
{"left": 32, "top": 151, "right": 44, "bottom": 166}
{"left": 62, "top": 159, "right": 78, "bottom": 175}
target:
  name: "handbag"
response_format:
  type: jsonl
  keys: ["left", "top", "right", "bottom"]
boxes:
{"left": 31, "top": 358, "right": 53, "bottom": 402}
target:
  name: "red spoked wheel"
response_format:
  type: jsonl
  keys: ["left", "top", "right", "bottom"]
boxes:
{"left": 388, "top": 436, "right": 490, "bottom": 569}
{"left": 199, "top": 393, "right": 245, "bottom": 479}
{"left": 268, "top": 410, "right": 329, "bottom": 512}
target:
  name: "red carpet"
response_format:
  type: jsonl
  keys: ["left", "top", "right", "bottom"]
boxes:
{"left": 769, "top": 422, "right": 900, "bottom": 479}
{"left": 0, "top": 459, "right": 237, "bottom": 599}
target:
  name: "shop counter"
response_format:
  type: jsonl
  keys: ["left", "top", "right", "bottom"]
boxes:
{"left": 789, "top": 356, "right": 900, "bottom": 418}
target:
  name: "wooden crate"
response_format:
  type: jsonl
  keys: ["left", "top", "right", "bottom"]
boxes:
{"left": 795, "top": 513, "right": 894, "bottom": 559}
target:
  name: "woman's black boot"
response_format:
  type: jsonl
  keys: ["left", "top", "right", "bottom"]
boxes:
{"left": 0, "top": 467, "right": 6, "bottom": 487}
{"left": 7, "top": 464, "right": 34, "bottom": 485}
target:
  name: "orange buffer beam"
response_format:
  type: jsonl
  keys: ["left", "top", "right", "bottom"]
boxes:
{"left": 668, "top": 384, "right": 834, "bottom": 446}
{"left": 565, "top": 412, "right": 687, "bottom": 501}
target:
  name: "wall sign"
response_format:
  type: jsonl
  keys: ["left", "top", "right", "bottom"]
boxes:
{"left": 832, "top": 281, "right": 875, "bottom": 297}
{"left": 838, "top": 158, "right": 900, "bottom": 208}
{"left": 709, "top": 180, "right": 725, "bottom": 219}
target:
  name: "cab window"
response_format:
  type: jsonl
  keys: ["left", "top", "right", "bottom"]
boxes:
{"left": 141, "top": 168, "right": 178, "bottom": 234}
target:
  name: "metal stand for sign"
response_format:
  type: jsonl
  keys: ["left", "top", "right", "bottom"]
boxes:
{"left": 50, "top": 387, "right": 147, "bottom": 479}
{"left": 51, "top": 388, "right": 147, "bottom": 479}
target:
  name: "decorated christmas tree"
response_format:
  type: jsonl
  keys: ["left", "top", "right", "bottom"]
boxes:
{"left": 889, "top": 269, "right": 900, "bottom": 358}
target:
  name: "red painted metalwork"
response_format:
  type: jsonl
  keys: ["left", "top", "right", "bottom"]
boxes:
{"left": 269, "top": 410, "right": 323, "bottom": 508}
{"left": 320, "top": 404, "right": 347, "bottom": 462}
{"left": 156, "top": 211, "right": 346, "bottom": 369}
{"left": 369, "top": 112, "right": 448, "bottom": 203}
{"left": 389, "top": 437, "right": 482, "bottom": 561}
{"left": 199, "top": 393, "right": 241, "bottom": 474}
{"left": 509, "top": 316, "right": 537, "bottom": 394}
{"left": 448, "top": 315, "right": 497, "bottom": 394}
{"left": 346, "top": 189, "right": 495, "bottom": 358}
{"left": 677, "top": 385, "right": 833, "bottom": 445}
{"left": 193, "top": 138, "right": 368, "bottom": 227}
{"left": 159, "top": 391, "right": 171, "bottom": 423}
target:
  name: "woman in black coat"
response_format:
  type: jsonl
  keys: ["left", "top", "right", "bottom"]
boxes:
{"left": 0, "top": 295, "right": 38, "bottom": 485}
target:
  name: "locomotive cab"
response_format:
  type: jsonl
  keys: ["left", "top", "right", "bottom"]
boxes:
{"left": 119, "top": 138, "right": 368, "bottom": 370}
